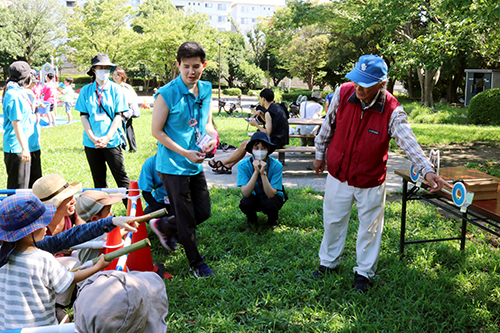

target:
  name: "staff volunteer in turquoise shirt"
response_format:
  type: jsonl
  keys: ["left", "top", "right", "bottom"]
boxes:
{"left": 75, "top": 54, "right": 130, "bottom": 201}
{"left": 2, "top": 61, "right": 42, "bottom": 189}
{"left": 151, "top": 42, "right": 217, "bottom": 278}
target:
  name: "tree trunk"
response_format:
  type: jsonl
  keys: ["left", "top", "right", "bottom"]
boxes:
{"left": 387, "top": 78, "right": 395, "bottom": 95}
{"left": 417, "top": 67, "right": 440, "bottom": 109}
{"left": 305, "top": 74, "right": 313, "bottom": 91}
{"left": 407, "top": 68, "right": 414, "bottom": 99}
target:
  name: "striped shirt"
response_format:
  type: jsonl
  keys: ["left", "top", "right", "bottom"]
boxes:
{"left": 0, "top": 249, "right": 73, "bottom": 330}
{"left": 314, "top": 86, "right": 434, "bottom": 177}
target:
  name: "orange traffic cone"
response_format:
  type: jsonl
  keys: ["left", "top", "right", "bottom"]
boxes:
{"left": 102, "top": 226, "right": 124, "bottom": 271}
{"left": 126, "top": 180, "right": 172, "bottom": 279}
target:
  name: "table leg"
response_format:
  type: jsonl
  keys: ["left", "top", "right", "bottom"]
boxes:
{"left": 399, "top": 179, "right": 408, "bottom": 254}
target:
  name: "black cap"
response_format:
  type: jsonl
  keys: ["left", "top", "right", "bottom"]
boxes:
{"left": 245, "top": 131, "right": 277, "bottom": 155}
{"left": 9, "top": 61, "right": 31, "bottom": 81}
{"left": 87, "top": 53, "right": 116, "bottom": 76}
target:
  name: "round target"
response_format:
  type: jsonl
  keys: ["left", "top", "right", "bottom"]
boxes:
{"left": 452, "top": 182, "right": 467, "bottom": 207}
{"left": 410, "top": 165, "right": 419, "bottom": 182}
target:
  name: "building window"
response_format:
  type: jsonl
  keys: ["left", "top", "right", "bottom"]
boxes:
{"left": 252, "top": 18, "right": 256, "bottom": 23}
{"left": 66, "top": 0, "right": 76, "bottom": 7}
{"left": 218, "top": 16, "right": 226, "bottom": 22}
{"left": 218, "top": 4, "right": 226, "bottom": 10}
{"left": 188, "top": 2, "right": 190, "bottom": 5}
{"left": 241, "top": 6, "right": 248, "bottom": 13}
{"left": 241, "top": 18, "right": 248, "bottom": 24}
{"left": 205, "top": 3, "right": 213, "bottom": 8}
{"left": 252, "top": 6, "right": 255, "bottom": 11}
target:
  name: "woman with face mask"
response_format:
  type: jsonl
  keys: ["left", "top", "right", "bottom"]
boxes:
{"left": 74, "top": 54, "right": 130, "bottom": 203}
{"left": 236, "top": 132, "right": 286, "bottom": 228}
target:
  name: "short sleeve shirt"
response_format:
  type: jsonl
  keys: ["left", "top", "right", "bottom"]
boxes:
{"left": 41, "top": 81, "right": 57, "bottom": 104}
{"left": 237, "top": 156, "right": 285, "bottom": 201}
{"left": 75, "top": 81, "right": 128, "bottom": 148}
{"left": 139, "top": 155, "right": 168, "bottom": 204}
{"left": 155, "top": 75, "right": 212, "bottom": 175}
{"left": 0, "top": 249, "right": 73, "bottom": 330}
{"left": 2, "top": 86, "right": 39, "bottom": 153}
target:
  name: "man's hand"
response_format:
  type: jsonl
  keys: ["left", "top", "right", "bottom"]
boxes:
{"left": 425, "top": 172, "right": 452, "bottom": 193}
{"left": 111, "top": 216, "right": 140, "bottom": 233}
{"left": 314, "top": 159, "right": 325, "bottom": 177}
{"left": 21, "top": 148, "right": 30, "bottom": 162}
{"left": 184, "top": 150, "right": 206, "bottom": 164}
{"left": 202, "top": 139, "right": 217, "bottom": 154}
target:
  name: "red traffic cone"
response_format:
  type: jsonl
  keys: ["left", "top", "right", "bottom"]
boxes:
{"left": 102, "top": 226, "right": 124, "bottom": 271}
{"left": 126, "top": 180, "right": 172, "bottom": 279}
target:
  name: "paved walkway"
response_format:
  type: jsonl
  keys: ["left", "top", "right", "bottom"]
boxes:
{"left": 204, "top": 150, "right": 411, "bottom": 193}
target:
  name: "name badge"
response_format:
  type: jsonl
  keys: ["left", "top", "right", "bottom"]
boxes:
{"left": 95, "top": 112, "right": 107, "bottom": 122}
{"left": 197, "top": 133, "right": 212, "bottom": 151}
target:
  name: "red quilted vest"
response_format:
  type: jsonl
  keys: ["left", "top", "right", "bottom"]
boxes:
{"left": 326, "top": 82, "right": 400, "bottom": 188}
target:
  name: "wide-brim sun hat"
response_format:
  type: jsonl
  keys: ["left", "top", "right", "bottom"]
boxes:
{"left": 87, "top": 53, "right": 117, "bottom": 76}
{"left": 32, "top": 173, "right": 82, "bottom": 208}
{"left": 245, "top": 131, "right": 277, "bottom": 155}
{"left": 0, "top": 193, "right": 56, "bottom": 242}
{"left": 345, "top": 55, "right": 388, "bottom": 88}
{"left": 76, "top": 190, "right": 123, "bottom": 222}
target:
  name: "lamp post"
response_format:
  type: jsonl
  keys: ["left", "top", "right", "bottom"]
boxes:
{"left": 217, "top": 39, "right": 222, "bottom": 103}
{"left": 267, "top": 55, "right": 270, "bottom": 88}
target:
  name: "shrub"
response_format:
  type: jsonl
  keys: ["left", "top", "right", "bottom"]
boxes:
{"left": 59, "top": 74, "right": 92, "bottom": 85}
{"left": 247, "top": 89, "right": 260, "bottom": 97}
{"left": 224, "top": 88, "right": 242, "bottom": 96}
{"left": 282, "top": 90, "right": 312, "bottom": 102}
{"left": 272, "top": 88, "right": 283, "bottom": 102}
{"left": 468, "top": 88, "right": 500, "bottom": 125}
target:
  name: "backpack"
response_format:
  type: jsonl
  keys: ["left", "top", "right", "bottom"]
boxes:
{"left": 278, "top": 101, "right": 289, "bottom": 119}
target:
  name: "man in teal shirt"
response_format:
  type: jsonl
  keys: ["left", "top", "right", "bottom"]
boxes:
{"left": 151, "top": 42, "right": 217, "bottom": 277}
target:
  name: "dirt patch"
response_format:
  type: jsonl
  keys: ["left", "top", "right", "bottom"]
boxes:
{"left": 394, "top": 142, "right": 500, "bottom": 168}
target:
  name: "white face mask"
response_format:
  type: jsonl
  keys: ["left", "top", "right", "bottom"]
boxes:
{"left": 95, "top": 69, "right": 110, "bottom": 82}
{"left": 253, "top": 149, "right": 268, "bottom": 161}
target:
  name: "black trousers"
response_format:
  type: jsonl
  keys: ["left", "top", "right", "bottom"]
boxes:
{"left": 125, "top": 118, "right": 137, "bottom": 152}
{"left": 4, "top": 150, "right": 42, "bottom": 189}
{"left": 158, "top": 171, "right": 211, "bottom": 268}
{"left": 239, "top": 194, "right": 284, "bottom": 223}
{"left": 84, "top": 146, "right": 130, "bottom": 193}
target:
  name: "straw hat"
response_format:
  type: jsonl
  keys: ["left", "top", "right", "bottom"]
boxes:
{"left": 76, "top": 190, "right": 123, "bottom": 222}
{"left": 32, "top": 174, "right": 82, "bottom": 208}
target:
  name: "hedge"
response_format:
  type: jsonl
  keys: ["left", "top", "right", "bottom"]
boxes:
{"left": 468, "top": 88, "right": 500, "bottom": 125}
{"left": 59, "top": 74, "right": 92, "bottom": 85}
{"left": 224, "top": 88, "right": 242, "bottom": 96}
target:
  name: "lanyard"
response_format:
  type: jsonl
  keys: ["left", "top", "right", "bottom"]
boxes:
{"left": 185, "top": 96, "right": 201, "bottom": 128}
{"left": 96, "top": 82, "right": 104, "bottom": 112}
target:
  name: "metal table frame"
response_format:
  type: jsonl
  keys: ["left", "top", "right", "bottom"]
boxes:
{"left": 399, "top": 178, "right": 500, "bottom": 254}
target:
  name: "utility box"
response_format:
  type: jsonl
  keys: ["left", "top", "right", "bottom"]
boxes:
{"left": 464, "top": 69, "right": 500, "bottom": 106}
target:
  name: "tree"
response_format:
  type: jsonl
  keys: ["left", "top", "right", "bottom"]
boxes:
{"left": 218, "top": 31, "right": 247, "bottom": 87}
{"left": 237, "top": 62, "right": 265, "bottom": 90}
{"left": 0, "top": 0, "right": 68, "bottom": 73}
{"left": 66, "top": 0, "right": 134, "bottom": 70}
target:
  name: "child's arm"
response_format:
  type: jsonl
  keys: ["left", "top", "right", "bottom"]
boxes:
{"left": 72, "top": 254, "right": 110, "bottom": 285}
{"left": 241, "top": 160, "right": 260, "bottom": 198}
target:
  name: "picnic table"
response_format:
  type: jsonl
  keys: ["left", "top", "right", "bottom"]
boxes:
{"left": 395, "top": 166, "right": 500, "bottom": 253}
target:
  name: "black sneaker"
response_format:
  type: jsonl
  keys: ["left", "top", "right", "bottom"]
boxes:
{"left": 166, "top": 235, "right": 178, "bottom": 251}
{"left": 313, "top": 265, "right": 338, "bottom": 279}
{"left": 354, "top": 272, "right": 370, "bottom": 292}
{"left": 192, "top": 263, "right": 215, "bottom": 278}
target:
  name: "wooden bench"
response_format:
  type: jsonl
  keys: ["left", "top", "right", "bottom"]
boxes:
{"left": 248, "top": 132, "right": 315, "bottom": 139}
{"left": 275, "top": 146, "right": 316, "bottom": 164}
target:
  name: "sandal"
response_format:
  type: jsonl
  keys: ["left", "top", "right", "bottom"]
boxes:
{"left": 208, "top": 159, "right": 223, "bottom": 169}
{"left": 212, "top": 165, "right": 232, "bottom": 174}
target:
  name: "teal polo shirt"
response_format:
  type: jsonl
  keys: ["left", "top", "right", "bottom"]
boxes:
{"left": 2, "top": 86, "right": 39, "bottom": 153}
{"left": 155, "top": 75, "right": 212, "bottom": 175}
{"left": 138, "top": 155, "right": 168, "bottom": 205}
{"left": 236, "top": 156, "right": 285, "bottom": 202}
{"left": 75, "top": 81, "right": 128, "bottom": 148}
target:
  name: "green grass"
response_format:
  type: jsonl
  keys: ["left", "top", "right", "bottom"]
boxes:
{"left": 1, "top": 105, "right": 500, "bottom": 331}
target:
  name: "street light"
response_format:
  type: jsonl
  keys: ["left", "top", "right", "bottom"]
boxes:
{"left": 267, "top": 55, "right": 270, "bottom": 88}
{"left": 217, "top": 39, "right": 222, "bottom": 103}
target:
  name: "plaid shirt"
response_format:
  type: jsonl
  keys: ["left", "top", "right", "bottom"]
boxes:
{"left": 314, "top": 86, "right": 434, "bottom": 177}
{"left": 36, "top": 216, "right": 115, "bottom": 254}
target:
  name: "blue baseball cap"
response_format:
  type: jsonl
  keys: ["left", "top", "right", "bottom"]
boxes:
{"left": 0, "top": 193, "right": 56, "bottom": 242}
{"left": 345, "top": 55, "right": 388, "bottom": 88}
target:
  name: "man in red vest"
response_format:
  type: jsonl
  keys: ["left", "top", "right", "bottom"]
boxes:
{"left": 313, "top": 55, "right": 451, "bottom": 292}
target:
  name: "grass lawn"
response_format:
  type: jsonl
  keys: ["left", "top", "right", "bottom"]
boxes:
{"left": 1, "top": 106, "right": 500, "bottom": 331}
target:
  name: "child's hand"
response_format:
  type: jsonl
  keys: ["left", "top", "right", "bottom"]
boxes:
{"left": 112, "top": 216, "right": 139, "bottom": 233}
{"left": 95, "top": 254, "right": 111, "bottom": 270}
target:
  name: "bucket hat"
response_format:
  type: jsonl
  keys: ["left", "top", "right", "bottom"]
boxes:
{"left": 0, "top": 193, "right": 56, "bottom": 242}
{"left": 32, "top": 173, "right": 82, "bottom": 208}
{"left": 245, "top": 131, "right": 277, "bottom": 155}
{"left": 8, "top": 61, "right": 31, "bottom": 82}
{"left": 87, "top": 53, "right": 117, "bottom": 76}
{"left": 74, "top": 271, "right": 169, "bottom": 333}
{"left": 76, "top": 190, "right": 123, "bottom": 222}
{"left": 345, "top": 55, "right": 388, "bottom": 88}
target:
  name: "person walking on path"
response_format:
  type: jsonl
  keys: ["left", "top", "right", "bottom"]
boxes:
{"left": 313, "top": 55, "right": 451, "bottom": 292}
{"left": 2, "top": 61, "right": 42, "bottom": 189}
{"left": 75, "top": 54, "right": 130, "bottom": 203}
{"left": 151, "top": 42, "right": 217, "bottom": 278}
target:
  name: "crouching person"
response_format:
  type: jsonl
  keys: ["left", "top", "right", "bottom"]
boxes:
{"left": 0, "top": 193, "right": 111, "bottom": 330}
{"left": 237, "top": 132, "right": 286, "bottom": 228}
{"left": 74, "top": 271, "right": 169, "bottom": 333}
